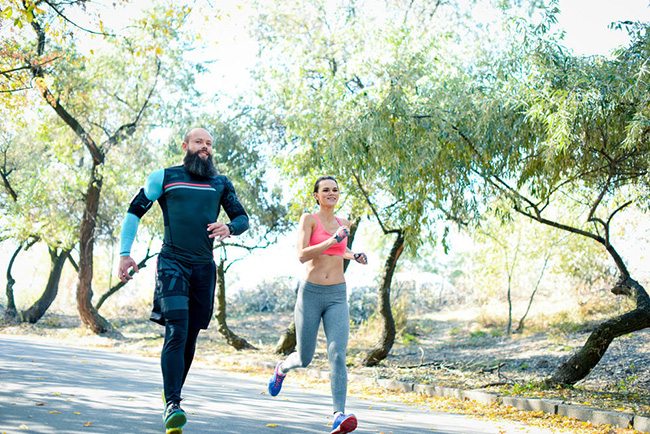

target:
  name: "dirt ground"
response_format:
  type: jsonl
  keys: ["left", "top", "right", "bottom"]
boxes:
{"left": 3, "top": 307, "right": 648, "bottom": 419}
{"left": 216, "top": 310, "right": 650, "bottom": 418}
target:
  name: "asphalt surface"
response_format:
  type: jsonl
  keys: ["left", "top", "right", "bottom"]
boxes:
{"left": 0, "top": 334, "right": 559, "bottom": 434}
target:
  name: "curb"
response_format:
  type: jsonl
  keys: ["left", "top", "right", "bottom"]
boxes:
{"left": 375, "top": 378, "right": 643, "bottom": 433}
{"left": 241, "top": 358, "right": 646, "bottom": 433}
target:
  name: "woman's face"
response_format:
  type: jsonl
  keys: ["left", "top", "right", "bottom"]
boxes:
{"left": 314, "top": 179, "right": 340, "bottom": 206}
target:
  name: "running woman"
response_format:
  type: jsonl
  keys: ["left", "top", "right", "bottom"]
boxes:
{"left": 117, "top": 127, "right": 249, "bottom": 434}
{"left": 268, "top": 175, "right": 368, "bottom": 434}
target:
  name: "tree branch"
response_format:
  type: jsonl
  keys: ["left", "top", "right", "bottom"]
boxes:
{"left": 449, "top": 123, "right": 632, "bottom": 278}
{"left": 352, "top": 172, "right": 399, "bottom": 235}
{"left": 28, "top": 17, "right": 104, "bottom": 165}
{"left": 41, "top": 0, "right": 118, "bottom": 37}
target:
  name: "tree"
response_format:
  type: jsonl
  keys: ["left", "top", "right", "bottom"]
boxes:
{"left": 211, "top": 114, "right": 291, "bottom": 351}
{"left": 445, "top": 20, "right": 650, "bottom": 386}
{"left": 378, "top": 9, "right": 650, "bottom": 384}
{"left": 3, "top": 0, "right": 205, "bottom": 333}
{"left": 1, "top": 116, "right": 77, "bottom": 325}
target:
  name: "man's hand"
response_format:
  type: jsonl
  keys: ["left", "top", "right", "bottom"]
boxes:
{"left": 118, "top": 255, "right": 139, "bottom": 283}
{"left": 208, "top": 221, "right": 231, "bottom": 242}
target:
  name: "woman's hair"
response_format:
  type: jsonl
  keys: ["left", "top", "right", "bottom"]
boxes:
{"left": 313, "top": 175, "right": 338, "bottom": 205}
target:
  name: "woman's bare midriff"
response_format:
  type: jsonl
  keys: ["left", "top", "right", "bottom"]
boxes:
{"left": 304, "top": 254, "right": 345, "bottom": 285}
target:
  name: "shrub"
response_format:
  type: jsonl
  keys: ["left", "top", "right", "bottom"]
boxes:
{"left": 228, "top": 277, "right": 297, "bottom": 316}
{"left": 348, "top": 286, "right": 376, "bottom": 325}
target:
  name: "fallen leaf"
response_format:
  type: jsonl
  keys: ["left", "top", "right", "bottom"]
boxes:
{"left": 74, "top": 412, "right": 81, "bottom": 415}
{"left": 84, "top": 422, "right": 92, "bottom": 427}
{"left": 50, "top": 411, "right": 60, "bottom": 414}
{"left": 35, "top": 402, "right": 45, "bottom": 406}
{"left": 266, "top": 423, "right": 277, "bottom": 427}
{"left": 19, "top": 425, "right": 28, "bottom": 430}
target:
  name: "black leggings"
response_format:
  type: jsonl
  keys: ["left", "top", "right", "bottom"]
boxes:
{"left": 161, "top": 317, "right": 201, "bottom": 404}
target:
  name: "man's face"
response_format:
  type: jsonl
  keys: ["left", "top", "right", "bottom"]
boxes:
{"left": 182, "top": 129, "right": 213, "bottom": 159}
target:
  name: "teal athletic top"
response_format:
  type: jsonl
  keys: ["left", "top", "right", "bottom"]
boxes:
{"left": 120, "top": 165, "right": 249, "bottom": 264}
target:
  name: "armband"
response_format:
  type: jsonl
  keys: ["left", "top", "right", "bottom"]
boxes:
{"left": 127, "top": 188, "right": 154, "bottom": 218}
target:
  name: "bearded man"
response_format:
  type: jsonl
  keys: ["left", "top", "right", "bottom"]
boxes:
{"left": 117, "top": 127, "right": 249, "bottom": 434}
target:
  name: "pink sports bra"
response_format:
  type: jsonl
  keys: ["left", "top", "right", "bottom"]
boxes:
{"left": 309, "top": 214, "right": 347, "bottom": 257}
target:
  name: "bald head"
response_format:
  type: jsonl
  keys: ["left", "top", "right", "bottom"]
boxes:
{"left": 184, "top": 128, "right": 212, "bottom": 146}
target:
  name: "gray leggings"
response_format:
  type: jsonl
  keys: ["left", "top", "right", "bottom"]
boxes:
{"left": 281, "top": 281, "right": 350, "bottom": 413}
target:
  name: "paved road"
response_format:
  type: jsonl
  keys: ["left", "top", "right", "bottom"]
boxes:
{"left": 0, "top": 335, "right": 557, "bottom": 434}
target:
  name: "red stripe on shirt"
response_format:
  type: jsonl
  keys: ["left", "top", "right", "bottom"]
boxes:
{"left": 164, "top": 182, "right": 212, "bottom": 189}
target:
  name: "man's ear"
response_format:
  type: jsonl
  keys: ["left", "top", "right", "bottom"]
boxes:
{"left": 181, "top": 142, "right": 188, "bottom": 152}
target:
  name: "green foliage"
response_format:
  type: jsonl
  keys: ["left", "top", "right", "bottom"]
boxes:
{"left": 490, "top": 329, "right": 504, "bottom": 338}
{"left": 467, "top": 329, "right": 493, "bottom": 346}
{"left": 249, "top": 0, "right": 535, "bottom": 251}
{"left": 614, "top": 366, "right": 639, "bottom": 393}
{"left": 0, "top": 1, "right": 198, "bottom": 251}
{"left": 401, "top": 333, "right": 416, "bottom": 345}
{"left": 511, "top": 379, "right": 548, "bottom": 394}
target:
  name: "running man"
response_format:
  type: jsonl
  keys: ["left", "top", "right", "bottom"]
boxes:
{"left": 117, "top": 127, "right": 249, "bottom": 434}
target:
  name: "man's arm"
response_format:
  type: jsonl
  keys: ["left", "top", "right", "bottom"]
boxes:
{"left": 117, "top": 169, "right": 164, "bottom": 282}
{"left": 220, "top": 178, "right": 249, "bottom": 236}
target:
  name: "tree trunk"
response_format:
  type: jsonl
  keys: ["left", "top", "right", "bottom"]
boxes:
{"left": 4, "top": 244, "right": 22, "bottom": 323}
{"left": 516, "top": 254, "right": 550, "bottom": 333}
{"left": 214, "top": 259, "right": 256, "bottom": 350}
{"left": 343, "top": 214, "right": 362, "bottom": 273}
{"left": 76, "top": 162, "right": 112, "bottom": 334}
{"left": 21, "top": 247, "right": 69, "bottom": 324}
{"left": 547, "top": 275, "right": 650, "bottom": 385}
{"left": 274, "top": 320, "right": 296, "bottom": 355}
{"left": 362, "top": 230, "right": 404, "bottom": 367}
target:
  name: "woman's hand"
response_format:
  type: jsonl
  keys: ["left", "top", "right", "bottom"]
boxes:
{"left": 333, "top": 226, "right": 349, "bottom": 243}
{"left": 353, "top": 252, "right": 368, "bottom": 264}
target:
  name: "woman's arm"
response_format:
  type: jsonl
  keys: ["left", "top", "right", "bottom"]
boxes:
{"left": 344, "top": 247, "right": 368, "bottom": 264}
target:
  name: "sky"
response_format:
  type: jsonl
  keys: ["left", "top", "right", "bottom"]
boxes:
{"left": 556, "top": 0, "right": 650, "bottom": 56}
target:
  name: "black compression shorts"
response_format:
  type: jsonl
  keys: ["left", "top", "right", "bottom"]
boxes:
{"left": 150, "top": 252, "right": 216, "bottom": 330}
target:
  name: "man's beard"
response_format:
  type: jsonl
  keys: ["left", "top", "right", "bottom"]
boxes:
{"left": 183, "top": 150, "right": 218, "bottom": 178}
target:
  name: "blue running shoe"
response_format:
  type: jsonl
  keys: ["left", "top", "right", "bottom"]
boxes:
{"left": 268, "top": 362, "right": 286, "bottom": 396}
{"left": 331, "top": 413, "right": 357, "bottom": 434}
{"left": 164, "top": 401, "right": 186, "bottom": 432}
